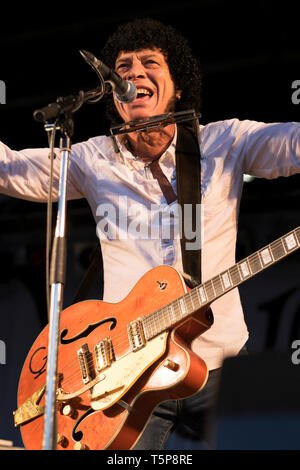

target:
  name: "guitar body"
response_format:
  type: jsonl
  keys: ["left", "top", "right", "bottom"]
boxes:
{"left": 16, "top": 265, "right": 213, "bottom": 450}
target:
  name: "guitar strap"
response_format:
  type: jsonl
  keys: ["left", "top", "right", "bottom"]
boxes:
{"left": 175, "top": 122, "right": 202, "bottom": 287}
{"left": 72, "top": 243, "right": 103, "bottom": 304}
{"left": 72, "top": 121, "right": 202, "bottom": 303}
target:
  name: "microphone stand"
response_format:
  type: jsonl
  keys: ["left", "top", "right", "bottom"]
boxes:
{"left": 42, "top": 113, "right": 73, "bottom": 451}
{"left": 34, "top": 85, "right": 105, "bottom": 451}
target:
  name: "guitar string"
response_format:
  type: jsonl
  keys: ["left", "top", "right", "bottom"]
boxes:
{"left": 58, "top": 234, "right": 300, "bottom": 393}
{"left": 57, "top": 233, "right": 300, "bottom": 390}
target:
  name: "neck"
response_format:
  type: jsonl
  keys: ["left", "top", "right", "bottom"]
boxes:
{"left": 124, "top": 124, "right": 175, "bottom": 164}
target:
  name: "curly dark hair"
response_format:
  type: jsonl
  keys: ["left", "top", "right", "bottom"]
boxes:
{"left": 100, "top": 18, "right": 202, "bottom": 125}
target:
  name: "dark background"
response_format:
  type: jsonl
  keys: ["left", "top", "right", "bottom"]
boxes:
{"left": 0, "top": 0, "right": 300, "bottom": 449}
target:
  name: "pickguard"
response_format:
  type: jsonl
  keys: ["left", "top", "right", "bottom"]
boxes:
{"left": 91, "top": 332, "right": 168, "bottom": 411}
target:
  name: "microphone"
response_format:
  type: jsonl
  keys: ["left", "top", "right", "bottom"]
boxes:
{"left": 79, "top": 49, "right": 137, "bottom": 103}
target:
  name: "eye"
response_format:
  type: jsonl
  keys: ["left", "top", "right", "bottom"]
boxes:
{"left": 144, "top": 59, "right": 159, "bottom": 66}
{"left": 116, "top": 63, "right": 129, "bottom": 72}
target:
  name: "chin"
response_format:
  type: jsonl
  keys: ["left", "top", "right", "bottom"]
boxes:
{"left": 125, "top": 111, "right": 153, "bottom": 122}
{"left": 127, "top": 106, "right": 168, "bottom": 122}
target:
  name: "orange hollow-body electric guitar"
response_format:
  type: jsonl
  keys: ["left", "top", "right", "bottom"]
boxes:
{"left": 15, "top": 226, "right": 300, "bottom": 450}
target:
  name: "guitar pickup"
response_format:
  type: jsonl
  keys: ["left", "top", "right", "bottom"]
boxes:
{"left": 77, "top": 344, "right": 94, "bottom": 384}
{"left": 94, "top": 337, "right": 114, "bottom": 372}
{"left": 128, "top": 319, "right": 146, "bottom": 351}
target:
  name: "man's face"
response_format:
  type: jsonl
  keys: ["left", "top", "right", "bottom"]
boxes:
{"left": 114, "top": 48, "right": 177, "bottom": 122}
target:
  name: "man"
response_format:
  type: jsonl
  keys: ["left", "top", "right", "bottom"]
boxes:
{"left": 1, "top": 18, "right": 300, "bottom": 450}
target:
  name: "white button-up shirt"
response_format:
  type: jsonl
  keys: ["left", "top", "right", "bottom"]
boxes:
{"left": 1, "top": 118, "right": 300, "bottom": 369}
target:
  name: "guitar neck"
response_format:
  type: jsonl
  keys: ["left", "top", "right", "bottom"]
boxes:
{"left": 143, "top": 226, "right": 300, "bottom": 340}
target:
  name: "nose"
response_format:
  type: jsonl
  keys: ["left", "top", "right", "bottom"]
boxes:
{"left": 126, "top": 60, "right": 146, "bottom": 81}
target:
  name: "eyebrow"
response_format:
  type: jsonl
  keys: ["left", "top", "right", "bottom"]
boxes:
{"left": 115, "top": 53, "right": 161, "bottom": 65}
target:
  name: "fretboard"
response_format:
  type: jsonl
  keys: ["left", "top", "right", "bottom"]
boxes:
{"left": 142, "top": 226, "right": 300, "bottom": 340}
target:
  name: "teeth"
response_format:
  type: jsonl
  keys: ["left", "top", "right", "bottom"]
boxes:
{"left": 137, "top": 88, "right": 152, "bottom": 96}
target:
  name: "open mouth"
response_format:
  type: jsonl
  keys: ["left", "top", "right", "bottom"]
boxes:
{"left": 135, "top": 88, "right": 154, "bottom": 100}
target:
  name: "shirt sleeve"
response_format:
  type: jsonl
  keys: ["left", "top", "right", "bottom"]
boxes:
{"left": 0, "top": 141, "right": 85, "bottom": 202}
{"left": 229, "top": 119, "right": 300, "bottom": 178}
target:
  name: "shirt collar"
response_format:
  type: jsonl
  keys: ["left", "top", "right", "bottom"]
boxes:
{"left": 115, "top": 125, "right": 177, "bottom": 166}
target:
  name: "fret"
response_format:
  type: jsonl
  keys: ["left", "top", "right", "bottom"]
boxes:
{"left": 146, "top": 317, "right": 153, "bottom": 337}
{"left": 271, "top": 238, "right": 286, "bottom": 260}
{"left": 158, "top": 309, "right": 166, "bottom": 331}
{"left": 259, "top": 246, "right": 273, "bottom": 266}
{"left": 144, "top": 227, "right": 300, "bottom": 341}
{"left": 155, "top": 309, "right": 163, "bottom": 330}
{"left": 161, "top": 309, "right": 170, "bottom": 330}
{"left": 229, "top": 265, "right": 242, "bottom": 286}
{"left": 220, "top": 271, "right": 232, "bottom": 290}
{"left": 173, "top": 299, "right": 183, "bottom": 321}
{"left": 167, "top": 307, "right": 175, "bottom": 328}
{"left": 239, "top": 259, "right": 251, "bottom": 279}
{"left": 188, "top": 290, "right": 196, "bottom": 311}
{"left": 283, "top": 233, "right": 297, "bottom": 251}
{"left": 143, "top": 314, "right": 149, "bottom": 336}
{"left": 198, "top": 285, "right": 207, "bottom": 303}
{"left": 154, "top": 311, "right": 160, "bottom": 335}
{"left": 154, "top": 309, "right": 162, "bottom": 331}
{"left": 212, "top": 276, "right": 224, "bottom": 296}
{"left": 193, "top": 289, "right": 202, "bottom": 309}
{"left": 210, "top": 280, "right": 217, "bottom": 298}
{"left": 168, "top": 303, "right": 178, "bottom": 325}
{"left": 153, "top": 310, "right": 160, "bottom": 335}
{"left": 203, "top": 281, "right": 215, "bottom": 302}
{"left": 194, "top": 286, "right": 202, "bottom": 307}
{"left": 187, "top": 288, "right": 201, "bottom": 312}
{"left": 144, "top": 313, "right": 156, "bottom": 339}
{"left": 175, "top": 299, "right": 184, "bottom": 320}
{"left": 143, "top": 316, "right": 151, "bottom": 339}
{"left": 179, "top": 297, "right": 188, "bottom": 316}
{"left": 184, "top": 292, "right": 194, "bottom": 313}
{"left": 248, "top": 252, "right": 262, "bottom": 274}
{"left": 154, "top": 310, "right": 162, "bottom": 333}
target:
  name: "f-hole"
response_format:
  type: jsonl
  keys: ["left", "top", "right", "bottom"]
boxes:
{"left": 60, "top": 317, "right": 117, "bottom": 345}
{"left": 72, "top": 408, "right": 95, "bottom": 442}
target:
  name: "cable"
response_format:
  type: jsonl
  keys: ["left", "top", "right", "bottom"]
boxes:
{"left": 45, "top": 122, "right": 57, "bottom": 319}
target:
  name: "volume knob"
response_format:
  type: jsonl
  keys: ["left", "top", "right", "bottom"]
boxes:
{"left": 73, "top": 442, "right": 88, "bottom": 450}
{"left": 57, "top": 434, "right": 68, "bottom": 447}
{"left": 62, "top": 404, "right": 76, "bottom": 418}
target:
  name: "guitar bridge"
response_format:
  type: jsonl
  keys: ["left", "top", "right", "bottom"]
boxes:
{"left": 77, "top": 344, "right": 94, "bottom": 384}
{"left": 13, "top": 385, "right": 45, "bottom": 427}
{"left": 128, "top": 319, "right": 146, "bottom": 351}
